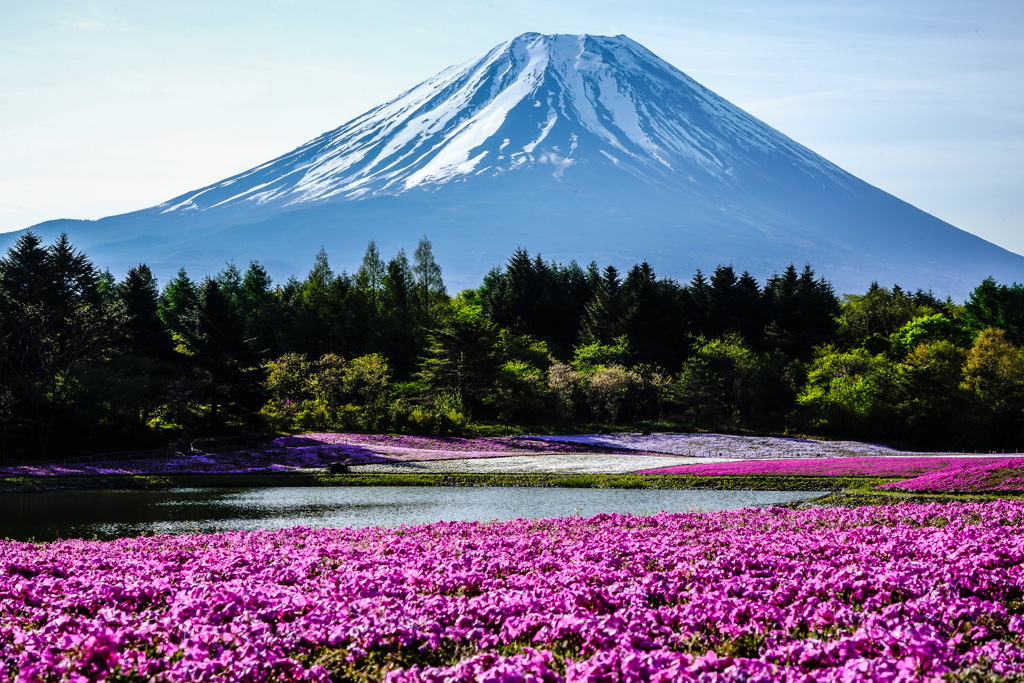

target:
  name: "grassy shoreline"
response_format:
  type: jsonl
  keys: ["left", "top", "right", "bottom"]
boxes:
{"left": 5, "top": 472, "right": 1021, "bottom": 508}
{"left": 0, "top": 471, "right": 952, "bottom": 493}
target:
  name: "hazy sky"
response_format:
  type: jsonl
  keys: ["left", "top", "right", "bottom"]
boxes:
{"left": 2, "top": 1, "right": 1022, "bottom": 255}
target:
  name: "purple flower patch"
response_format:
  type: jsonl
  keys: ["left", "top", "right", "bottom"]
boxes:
{"left": 3, "top": 502, "right": 1024, "bottom": 680}
{"left": 638, "top": 456, "right": 1024, "bottom": 492}
{"left": 0, "top": 433, "right": 643, "bottom": 477}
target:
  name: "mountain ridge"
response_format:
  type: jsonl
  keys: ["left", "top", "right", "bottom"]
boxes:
{"left": 5, "top": 32, "right": 1021, "bottom": 299}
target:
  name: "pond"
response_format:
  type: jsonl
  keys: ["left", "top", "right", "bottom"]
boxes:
{"left": 0, "top": 487, "right": 826, "bottom": 541}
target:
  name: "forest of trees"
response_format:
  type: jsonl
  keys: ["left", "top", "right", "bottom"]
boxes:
{"left": 2, "top": 231, "right": 1023, "bottom": 461}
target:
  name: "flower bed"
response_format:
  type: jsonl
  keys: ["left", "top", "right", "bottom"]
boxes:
{"left": 527, "top": 432, "right": 916, "bottom": 459}
{"left": 4, "top": 502, "right": 1024, "bottom": 681}
{"left": 638, "top": 456, "right": 1015, "bottom": 478}
{"left": 638, "top": 457, "right": 1024, "bottom": 493}
{"left": 0, "top": 434, "right": 642, "bottom": 477}
{"left": 281, "top": 433, "right": 599, "bottom": 454}
{"left": 878, "top": 457, "right": 1024, "bottom": 492}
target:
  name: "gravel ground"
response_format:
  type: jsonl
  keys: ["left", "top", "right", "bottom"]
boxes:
{"left": 349, "top": 453, "right": 740, "bottom": 475}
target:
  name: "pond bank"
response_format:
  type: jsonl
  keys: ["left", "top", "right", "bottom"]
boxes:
{"left": 0, "top": 470, "right": 910, "bottom": 494}
{"left": 7, "top": 472, "right": 1021, "bottom": 507}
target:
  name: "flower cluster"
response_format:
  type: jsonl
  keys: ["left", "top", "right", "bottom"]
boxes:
{"left": 877, "top": 457, "right": 1024, "bottom": 492}
{"left": 280, "top": 433, "right": 599, "bottom": 454}
{"left": 4, "top": 502, "right": 1024, "bottom": 681}
{"left": 638, "top": 455, "right": 1013, "bottom": 478}
{"left": 639, "top": 457, "right": 1024, "bottom": 493}
{"left": 0, "top": 434, "right": 630, "bottom": 477}
{"left": 527, "top": 432, "right": 915, "bottom": 459}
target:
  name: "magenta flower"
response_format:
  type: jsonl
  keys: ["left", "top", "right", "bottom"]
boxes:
{"left": 4, "top": 502, "right": 1024, "bottom": 680}
{"left": 639, "top": 456, "right": 1024, "bottom": 492}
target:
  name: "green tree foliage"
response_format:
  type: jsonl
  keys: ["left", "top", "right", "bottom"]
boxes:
{"left": 491, "top": 359, "right": 548, "bottom": 426}
{"left": 102, "top": 265, "right": 176, "bottom": 439}
{"left": 261, "top": 352, "right": 393, "bottom": 432}
{"left": 961, "top": 328, "right": 1024, "bottom": 444}
{"left": 761, "top": 265, "right": 839, "bottom": 359}
{"left": 673, "top": 359, "right": 727, "bottom": 428}
{"left": 238, "top": 260, "right": 280, "bottom": 357}
{"left": 890, "top": 313, "right": 969, "bottom": 359}
{"left": 158, "top": 268, "right": 198, "bottom": 338}
{"left": 378, "top": 248, "right": 422, "bottom": 376}
{"left": 354, "top": 240, "right": 386, "bottom": 314}
{"left": 838, "top": 283, "right": 935, "bottom": 353}
{"left": 417, "top": 299, "right": 497, "bottom": 411}
{"left": 413, "top": 236, "right": 446, "bottom": 324}
{"left": 963, "top": 277, "right": 1024, "bottom": 346}
{"left": 622, "top": 262, "right": 686, "bottom": 368}
{"left": 345, "top": 353, "right": 392, "bottom": 431}
{"left": 179, "top": 278, "right": 264, "bottom": 430}
{"left": 572, "top": 336, "right": 631, "bottom": 371}
{"left": 478, "top": 250, "right": 593, "bottom": 358}
{"left": 0, "top": 233, "right": 122, "bottom": 456}
{"left": 895, "top": 340, "right": 969, "bottom": 446}
{"left": 674, "top": 334, "right": 790, "bottom": 429}
{"left": 118, "top": 265, "right": 173, "bottom": 362}
{"left": 5, "top": 232, "right": 1024, "bottom": 457}
{"left": 797, "top": 346, "right": 899, "bottom": 438}
{"left": 580, "top": 265, "right": 631, "bottom": 345}
{"left": 286, "top": 247, "right": 357, "bottom": 357}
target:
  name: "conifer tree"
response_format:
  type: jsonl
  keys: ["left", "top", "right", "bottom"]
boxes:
{"left": 180, "top": 277, "right": 263, "bottom": 427}
{"left": 0, "top": 231, "right": 49, "bottom": 308}
{"left": 413, "top": 236, "right": 445, "bottom": 323}
{"left": 355, "top": 240, "right": 386, "bottom": 313}
{"left": 0, "top": 233, "right": 117, "bottom": 457}
{"left": 158, "top": 268, "right": 198, "bottom": 338}
{"left": 117, "top": 264, "right": 172, "bottom": 362}
{"left": 581, "top": 265, "right": 631, "bottom": 345}
{"left": 239, "top": 260, "right": 278, "bottom": 358}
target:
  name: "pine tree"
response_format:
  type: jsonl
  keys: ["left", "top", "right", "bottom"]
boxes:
{"left": 0, "top": 233, "right": 117, "bottom": 457}
{"left": 684, "top": 268, "right": 712, "bottom": 337}
{"left": 581, "top": 265, "right": 631, "bottom": 345}
{"left": 108, "top": 264, "right": 175, "bottom": 435}
{"left": 239, "top": 260, "right": 278, "bottom": 358}
{"left": 413, "top": 236, "right": 445, "bottom": 323}
{"left": 180, "top": 278, "right": 263, "bottom": 428}
{"left": 378, "top": 247, "right": 422, "bottom": 376}
{"left": 355, "top": 240, "right": 386, "bottom": 313}
{"left": 159, "top": 268, "right": 198, "bottom": 337}
{"left": 215, "top": 262, "right": 243, "bottom": 313}
{"left": 45, "top": 233, "right": 101, "bottom": 322}
{"left": 0, "top": 231, "right": 49, "bottom": 308}
{"left": 117, "top": 264, "right": 173, "bottom": 361}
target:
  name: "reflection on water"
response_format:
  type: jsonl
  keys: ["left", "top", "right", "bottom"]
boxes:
{"left": 0, "top": 487, "right": 825, "bottom": 541}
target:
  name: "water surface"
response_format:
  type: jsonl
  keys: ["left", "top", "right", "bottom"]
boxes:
{"left": 0, "top": 486, "right": 825, "bottom": 541}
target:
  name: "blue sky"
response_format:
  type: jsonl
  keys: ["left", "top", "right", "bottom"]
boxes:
{"left": 2, "top": 0, "right": 1022, "bottom": 255}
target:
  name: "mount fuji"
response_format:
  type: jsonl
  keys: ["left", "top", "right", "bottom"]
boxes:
{"left": 7, "top": 32, "right": 1023, "bottom": 298}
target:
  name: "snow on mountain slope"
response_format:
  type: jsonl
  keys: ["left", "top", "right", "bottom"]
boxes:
{"left": 7, "top": 32, "right": 1024, "bottom": 299}
{"left": 155, "top": 33, "right": 845, "bottom": 214}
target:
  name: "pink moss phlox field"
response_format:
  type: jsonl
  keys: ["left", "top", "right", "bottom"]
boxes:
{"left": 0, "top": 434, "right": 639, "bottom": 477}
{"left": 638, "top": 456, "right": 1014, "bottom": 478}
{"left": 278, "top": 433, "right": 598, "bottom": 454}
{"left": 638, "top": 457, "right": 1024, "bottom": 493}
{"left": 5, "top": 502, "right": 1024, "bottom": 681}
{"left": 877, "top": 457, "right": 1024, "bottom": 493}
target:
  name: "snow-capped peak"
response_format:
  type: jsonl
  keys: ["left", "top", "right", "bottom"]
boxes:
{"left": 160, "top": 33, "right": 842, "bottom": 214}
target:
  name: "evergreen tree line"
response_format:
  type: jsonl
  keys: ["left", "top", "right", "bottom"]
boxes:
{"left": 2, "top": 234, "right": 1023, "bottom": 460}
